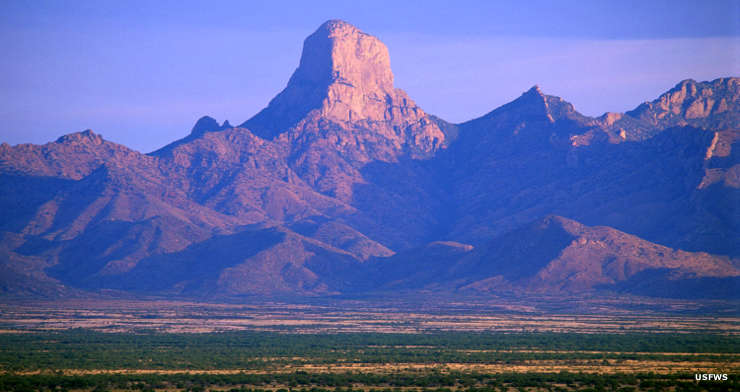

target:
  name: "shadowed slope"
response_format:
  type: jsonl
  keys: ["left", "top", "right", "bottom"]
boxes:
{"left": 453, "top": 216, "right": 739, "bottom": 296}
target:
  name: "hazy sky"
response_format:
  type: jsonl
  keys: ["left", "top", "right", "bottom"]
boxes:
{"left": 1, "top": 0, "right": 738, "bottom": 152}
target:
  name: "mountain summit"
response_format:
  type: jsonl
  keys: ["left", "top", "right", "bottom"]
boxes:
{"left": 242, "top": 20, "right": 445, "bottom": 159}
{"left": 244, "top": 20, "right": 394, "bottom": 135}
{"left": 294, "top": 19, "right": 394, "bottom": 97}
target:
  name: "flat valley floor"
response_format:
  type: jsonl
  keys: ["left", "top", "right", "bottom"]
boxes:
{"left": 0, "top": 298, "right": 737, "bottom": 391}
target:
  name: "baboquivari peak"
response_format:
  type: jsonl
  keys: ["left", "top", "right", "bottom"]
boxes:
{"left": 242, "top": 19, "right": 445, "bottom": 159}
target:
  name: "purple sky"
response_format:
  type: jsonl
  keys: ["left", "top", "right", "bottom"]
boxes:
{"left": 1, "top": 0, "right": 738, "bottom": 153}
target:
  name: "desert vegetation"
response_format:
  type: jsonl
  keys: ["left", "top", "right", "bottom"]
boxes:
{"left": 0, "top": 330, "right": 736, "bottom": 391}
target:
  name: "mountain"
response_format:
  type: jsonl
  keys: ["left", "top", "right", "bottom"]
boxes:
{"left": 453, "top": 216, "right": 739, "bottom": 297}
{"left": 445, "top": 84, "right": 740, "bottom": 256}
{"left": 366, "top": 216, "right": 739, "bottom": 298}
{"left": 0, "top": 20, "right": 738, "bottom": 300}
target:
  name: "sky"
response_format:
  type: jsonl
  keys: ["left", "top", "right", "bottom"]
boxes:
{"left": 1, "top": 0, "right": 738, "bottom": 153}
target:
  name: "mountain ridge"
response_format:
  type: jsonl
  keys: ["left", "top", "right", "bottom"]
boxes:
{"left": 0, "top": 20, "right": 738, "bottom": 300}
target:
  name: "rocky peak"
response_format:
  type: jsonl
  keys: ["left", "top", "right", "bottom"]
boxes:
{"left": 518, "top": 86, "right": 588, "bottom": 123}
{"left": 55, "top": 130, "right": 104, "bottom": 146}
{"left": 151, "top": 116, "right": 236, "bottom": 159}
{"left": 474, "top": 85, "right": 588, "bottom": 128}
{"left": 524, "top": 85, "right": 545, "bottom": 98}
{"left": 515, "top": 85, "right": 553, "bottom": 120}
{"left": 456, "top": 85, "right": 600, "bottom": 154}
{"left": 242, "top": 20, "right": 445, "bottom": 156}
{"left": 290, "top": 19, "right": 394, "bottom": 96}
{"left": 190, "top": 116, "right": 222, "bottom": 136}
{"left": 242, "top": 19, "right": 397, "bottom": 139}
{"left": 626, "top": 77, "right": 740, "bottom": 128}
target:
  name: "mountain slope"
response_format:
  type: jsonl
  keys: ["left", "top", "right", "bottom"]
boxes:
{"left": 453, "top": 216, "right": 739, "bottom": 296}
{"left": 362, "top": 216, "right": 738, "bottom": 298}
{"left": 97, "top": 225, "right": 364, "bottom": 296}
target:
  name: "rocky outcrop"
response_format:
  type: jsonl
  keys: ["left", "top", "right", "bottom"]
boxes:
{"left": 628, "top": 78, "right": 740, "bottom": 128}
{"left": 599, "top": 78, "right": 740, "bottom": 140}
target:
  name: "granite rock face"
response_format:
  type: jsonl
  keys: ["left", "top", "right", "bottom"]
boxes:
{"left": 245, "top": 20, "right": 445, "bottom": 159}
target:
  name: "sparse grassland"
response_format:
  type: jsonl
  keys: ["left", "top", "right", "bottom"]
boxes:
{"left": 0, "top": 330, "right": 737, "bottom": 391}
{"left": 1, "top": 299, "right": 738, "bottom": 334}
{"left": 0, "top": 300, "right": 737, "bottom": 391}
